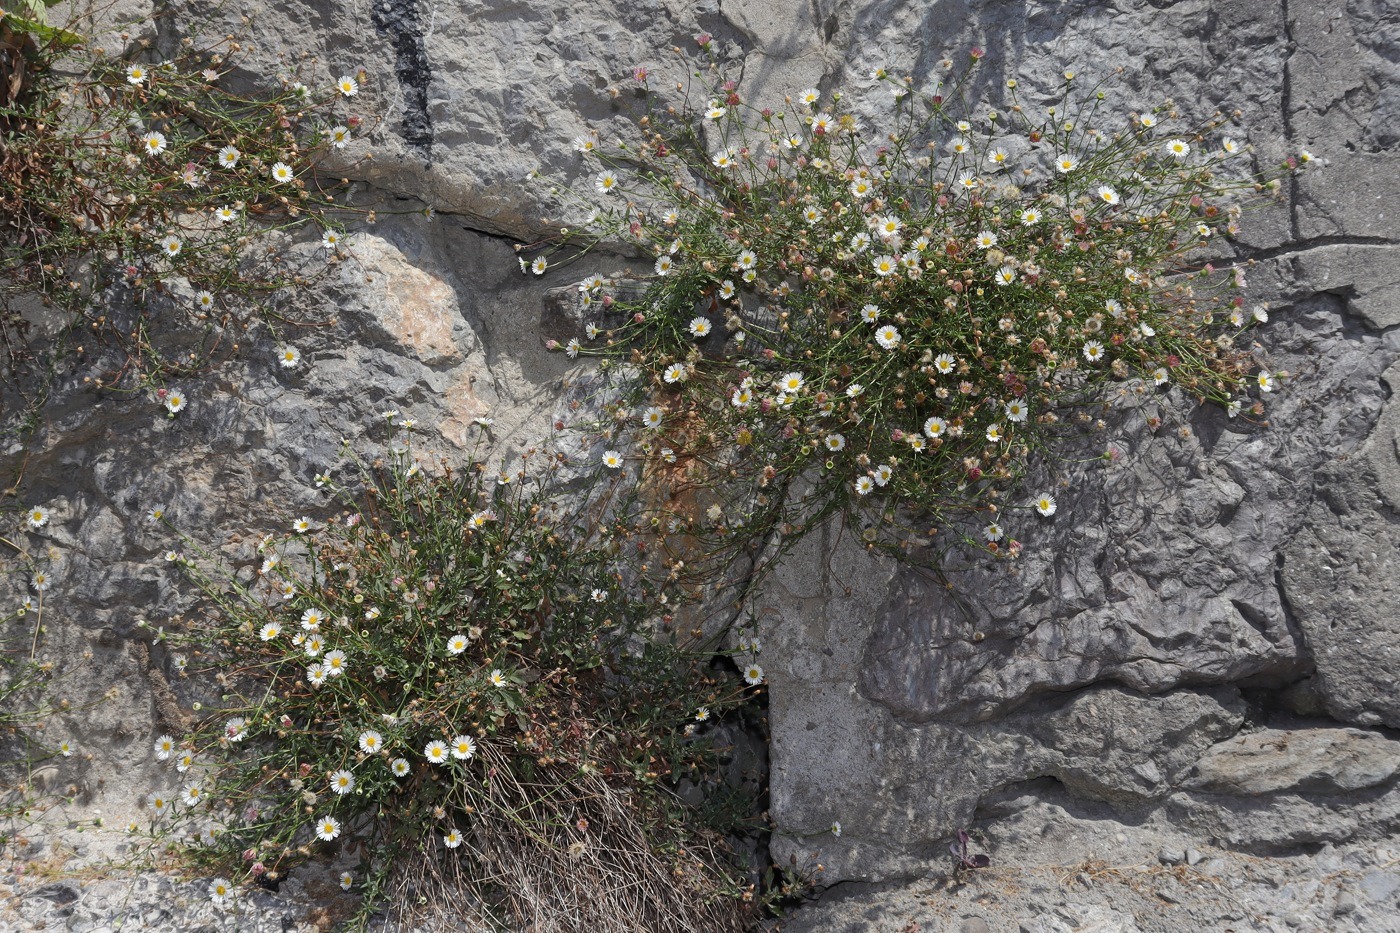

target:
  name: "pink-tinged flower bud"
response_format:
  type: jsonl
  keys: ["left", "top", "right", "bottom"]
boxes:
{"left": 695, "top": 32, "right": 712, "bottom": 47}
{"left": 970, "top": 47, "right": 985, "bottom": 59}
{"left": 546, "top": 339, "right": 559, "bottom": 350}
{"left": 966, "top": 467, "right": 982, "bottom": 482}
{"left": 891, "top": 429, "right": 906, "bottom": 441}
{"left": 633, "top": 312, "right": 645, "bottom": 323}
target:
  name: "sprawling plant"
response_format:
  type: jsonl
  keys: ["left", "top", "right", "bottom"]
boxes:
{"left": 530, "top": 44, "right": 1309, "bottom": 568}
{"left": 155, "top": 435, "right": 753, "bottom": 931}
{"left": 1, "top": 2, "right": 365, "bottom": 408}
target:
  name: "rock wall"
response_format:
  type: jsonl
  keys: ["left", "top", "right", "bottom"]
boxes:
{"left": 4, "top": 0, "right": 1400, "bottom": 930}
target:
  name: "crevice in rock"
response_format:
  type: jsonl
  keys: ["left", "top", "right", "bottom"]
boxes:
{"left": 1280, "top": 0, "right": 1300, "bottom": 242}
{"left": 1271, "top": 554, "right": 1314, "bottom": 669}
{"left": 371, "top": 0, "right": 435, "bottom": 153}
{"left": 1231, "top": 233, "right": 1400, "bottom": 270}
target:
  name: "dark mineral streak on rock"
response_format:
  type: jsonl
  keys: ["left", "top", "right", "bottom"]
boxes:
{"left": 372, "top": 0, "right": 434, "bottom": 151}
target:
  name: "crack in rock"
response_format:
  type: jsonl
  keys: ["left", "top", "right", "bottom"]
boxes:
{"left": 372, "top": 0, "right": 435, "bottom": 152}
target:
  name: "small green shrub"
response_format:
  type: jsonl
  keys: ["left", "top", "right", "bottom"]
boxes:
{"left": 156, "top": 433, "right": 754, "bottom": 931}
{"left": 1, "top": 3, "right": 366, "bottom": 413}
{"left": 530, "top": 43, "right": 1311, "bottom": 569}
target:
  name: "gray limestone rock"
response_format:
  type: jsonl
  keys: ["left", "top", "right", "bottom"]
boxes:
{"left": 4, "top": 0, "right": 1400, "bottom": 928}
{"left": 1183, "top": 727, "right": 1400, "bottom": 796}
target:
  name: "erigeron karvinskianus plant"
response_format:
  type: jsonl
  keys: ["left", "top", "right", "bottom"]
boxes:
{"left": 157, "top": 434, "right": 751, "bottom": 931}
{"left": 529, "top": 44, "right": 1312, "bottom": 571}
{"left": 0, "top": 5, "right": 371, "bottom": 413}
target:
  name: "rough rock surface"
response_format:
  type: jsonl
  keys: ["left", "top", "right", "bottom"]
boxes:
{"left": 752, "top": 0, "right": 1400, "bottom": 905}
{"left": 3, "top": 0, "right": 1399, "bottom": 930}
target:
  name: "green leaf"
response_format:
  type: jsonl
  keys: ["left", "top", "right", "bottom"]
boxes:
{"left": 3, "top": 9, "right": 82, "bottom": 45}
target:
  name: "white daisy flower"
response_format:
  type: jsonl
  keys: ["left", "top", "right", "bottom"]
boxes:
{"left": 329, "top": 770, "right": 355, "bottom": 795}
